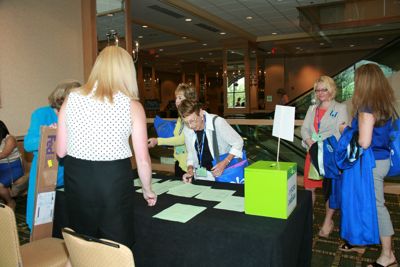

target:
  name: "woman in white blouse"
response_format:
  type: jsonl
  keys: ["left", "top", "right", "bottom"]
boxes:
{"left": 57, "top": 46, "right": 156, "bottom": 249}
{"left": 177, "top": 100, "right": 244, "bottom": 183}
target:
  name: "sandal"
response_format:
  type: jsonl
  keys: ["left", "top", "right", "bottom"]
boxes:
{"left": 339, "top": 241, "right": 365, "bottom": 253}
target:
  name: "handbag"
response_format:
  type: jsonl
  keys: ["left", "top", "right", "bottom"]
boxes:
{"left": 211, "top": 116, "right": 248, "bottom": 184}
{"left": 387, "top": 111, "right": 400, "bottom": 177}
{"left": 154, "top": 115, "right": 176, "bottom": 138}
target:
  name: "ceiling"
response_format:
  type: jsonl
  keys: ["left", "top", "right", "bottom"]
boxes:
{"left": 96, "top": 0, "right": 400, "bottom": 73}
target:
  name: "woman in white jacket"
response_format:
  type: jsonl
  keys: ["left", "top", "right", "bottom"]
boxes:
{"left": 177, "top": 100, "right": 243, "bottom": 183}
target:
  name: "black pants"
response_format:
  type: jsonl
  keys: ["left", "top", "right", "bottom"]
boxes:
{"left": 64, "top": 156, "right": 135, "bottom": 249}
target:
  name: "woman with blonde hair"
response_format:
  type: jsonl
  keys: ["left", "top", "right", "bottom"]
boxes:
{"left": 57, "top": 46, "right": 156, "bottom": 249}
{"left": 148, "top": 83, "right": 196, "bottom": 178}
{"left": 301, "top": 75, "right": 348, "bottom": 237}
{"left": 25, "top": 79, "right": 81, "bottom": 231}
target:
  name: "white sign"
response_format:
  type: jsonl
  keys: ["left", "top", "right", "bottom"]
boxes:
{"left": 272, "top": 105, "right": 295, "bottom": 142}
{"left": 34, "top": 191, "right": 56, "bottom": 225}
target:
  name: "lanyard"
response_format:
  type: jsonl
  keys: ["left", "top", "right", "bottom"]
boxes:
{"left": 195, "top": 115, "right": 206, "bottom": 167}
{"left": 316, "top": 106, "right": 322, "bottom": 132}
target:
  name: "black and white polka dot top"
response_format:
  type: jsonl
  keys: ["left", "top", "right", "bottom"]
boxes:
{"left": 65, "top": 89, "right": 132, "bottom": 161}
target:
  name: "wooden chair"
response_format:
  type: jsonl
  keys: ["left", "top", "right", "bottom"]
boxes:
{"left": 0, "top": 203, "right": 69, "bottom": 267}
{"left": 62, "top": 228, "right": 135, "bottom": 267}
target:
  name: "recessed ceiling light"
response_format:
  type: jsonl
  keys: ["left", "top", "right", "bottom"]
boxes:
{"left": 138, "top": 35, "right": 143, "bottom": 39}
{"left": 159, "top": 48, "right": 164, "bottom": 52}
{"left": 272, "top": 32, "right": 278, "bottom": 35}
{"left": 246, "top": 16, "right": 253, "bottom": 20}
{"left": 202, "top": 43, "right": 207, "bottom": 46}
{"left": 200, "top": 57, "right": 204, "bottom": 60}
{"left": 185, "top": 18, "right": 192, "bottom": 22}
{"left": 142, "top": 25, "right": 148, "bottom": 28}
{"left": 349, "top": 44, "right": 355, "bottom": 47}
{"left": 319, "top": 42, "right": 324, "bottom": 45}
{"left": 296, "top": 46, "right": 301, "bottom": 50}
{"left": 107, "top": 13, "right": 114, "bottom": 17}
{"left": 378, "top": 37, "right": 384, "bottom": 41}
{"left": 208, "top": 52, "right": 213, "bottom": 55}
{"left": 181, "top": 36, "right": 187, "bottom": 39}
{"left": 220, "top": 32, "right": 226, "bottom": 35}
{"left": 267, "top": 51, "right": 271, "bottom": 54}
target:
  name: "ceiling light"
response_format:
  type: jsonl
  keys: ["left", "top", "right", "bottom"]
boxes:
{"left": 142, "top": 25, "right": 148, "bottom": 28}
{"left": 246, "top": 16, "right": 253, "bottom": 20}
{"left": 181, "top": 36, "right": 187, "bottom": 39}
{"left": 208, "top": 52, "right": 213, "bottom": 55}
{"left": 319, "top": 42, "right": 324, "bottom": 45}
{"left": 349, "top": 44, "right": 355, "bottom": 47}
{"left": 138, "top": 35, "right": 143, "bottom": 39}
{"left": 202, "top": 43, "right": 207, "bottom": 46}
{"left": 185, "top": 18, "right": 192, "bottom": 22}
{"left": 296, "top": 46, "right": 301, "bottom": 50}
{"left": 378, "top": 37, "right": 384, "bottom": 41}
{"left": 272, "top": 32, "right": 278, "bottom": 35}
{"left": 220, "top": 32, "right": 226, "bottom": 35}
{"left": 107, "top": 13, "right": 114, "bottom": 17}
{"left": 159, "top": 48, "right": 164, "bottom": 52}
{"left": 200, "top": 57, "right": 204, "bottom": 60}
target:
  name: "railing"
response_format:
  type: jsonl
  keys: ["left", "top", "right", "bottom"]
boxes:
{"left": 147, "top": 118, "right": 307, "bottom": 174}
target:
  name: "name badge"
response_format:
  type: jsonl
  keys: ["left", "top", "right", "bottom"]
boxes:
{"left": 175, "top": 145, "right": 186, "bottom": 155}
{"left": 195, "top": 167, "right": 207, "bottom": 177}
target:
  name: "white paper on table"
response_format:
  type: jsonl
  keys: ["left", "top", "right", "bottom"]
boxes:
{"left": 153, "top": 203, "right": 207, "bottom": 223}
{"left": 34, "top": 191, "right": 56, "bottom": 225}
{"left": 195, "top": 188, "right": 236, "bottom": 202}
{"left": 213, "top": 196, "right": 244, "bottom": 212}
{"left": 134, "top": 178, "right": 162, "bottom": 187}
{"left": 167, "top": 183, "right": 211, "bottom": 198}
{"left": 272, "top": 105, "right": 295, "bottom": 142}
{"left": 136, "top": 180, "right": 183, "bottom": 195}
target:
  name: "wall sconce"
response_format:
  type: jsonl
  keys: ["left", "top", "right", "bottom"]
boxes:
{"left": 132, "top": 40, "right": 139, "bottom": 63}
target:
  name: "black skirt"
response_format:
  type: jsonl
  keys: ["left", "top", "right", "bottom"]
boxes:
{"left": 64, "top": 156, "right": 135, "bottom": 249}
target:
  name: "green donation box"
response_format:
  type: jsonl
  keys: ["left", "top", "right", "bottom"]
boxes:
{"left": 244, "top": 161, "right": 297, "bottom": 219}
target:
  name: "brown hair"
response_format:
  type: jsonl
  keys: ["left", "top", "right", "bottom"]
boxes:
{"left": 175, "top": 83, "right": 197, "bottom": 101}
{"left": 177, "top": 99, "right": 202, "bottom": 118}
{"left": 352, "top": 63, "right": 396, "bottom": 125}
{"left": 48, "top": 80, "right": 81, "bottom": 110}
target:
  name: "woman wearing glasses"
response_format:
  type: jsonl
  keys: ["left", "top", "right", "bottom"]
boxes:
{"left": 177, "top": 100, "right": 243, "bottom": 183}
{"left": 148, "top": 83, "right": 196, "bottom": 179}
{"left": 301, "top": 75, "right": 348, "bottom": 238}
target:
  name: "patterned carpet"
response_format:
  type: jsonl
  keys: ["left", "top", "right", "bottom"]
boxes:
{"left": 13, "top": 186, "right": 400, "bottom": 267}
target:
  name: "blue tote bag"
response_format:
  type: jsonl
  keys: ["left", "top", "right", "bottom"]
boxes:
{"left": 387, "top": 116, "right": 400, "bottom": 177}
{"left": 154, "top": 115, "right": 176, "bottom": 138}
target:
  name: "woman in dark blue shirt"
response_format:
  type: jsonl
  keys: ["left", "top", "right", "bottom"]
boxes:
{"left": 352, "top": 64, "right": 397, "bottom": 267}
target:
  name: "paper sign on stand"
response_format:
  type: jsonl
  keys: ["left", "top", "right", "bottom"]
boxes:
{"left": 244, "top": 105, "right": 297, "bottom": 219}
{"left": 31, "top": 127, "right": 59, "bottom": 241}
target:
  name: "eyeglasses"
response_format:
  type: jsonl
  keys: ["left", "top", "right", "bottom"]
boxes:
{"left": 183, "top": 115, "right": 198, "bottom": 127}
{"left": 315, "top": 88, "right": 329, "bottom": 93}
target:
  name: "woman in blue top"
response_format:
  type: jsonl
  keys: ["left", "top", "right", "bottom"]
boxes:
{"left": 348, "top": 64, "right": 397, "bottom": 267}
{"left": 24, "top": 80, "right": 81, "bottom": 231}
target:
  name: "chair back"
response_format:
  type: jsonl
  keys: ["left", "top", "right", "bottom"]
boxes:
{"left": 62, "top": 228, "right": 135, "bottom": 267}
{"left": 0, "top": 203, "right": 22, "bottom": 267}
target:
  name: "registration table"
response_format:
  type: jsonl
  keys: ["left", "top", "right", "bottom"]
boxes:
{"left": 131, "top": 178, "right": 312, "bottom": 267}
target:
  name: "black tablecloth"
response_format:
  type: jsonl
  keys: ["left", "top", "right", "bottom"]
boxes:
{"left": 132, "top": 180, "right": 312, "bottom": 267}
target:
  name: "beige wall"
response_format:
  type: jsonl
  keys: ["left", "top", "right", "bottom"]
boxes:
{"left": 0, "top": 0, "right": 84, "bottom": 136}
